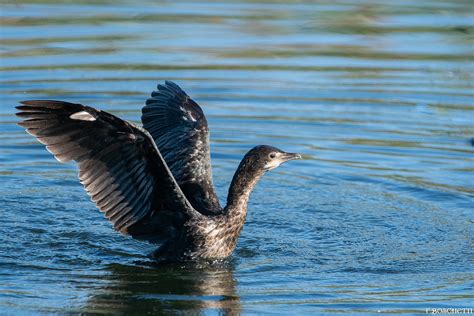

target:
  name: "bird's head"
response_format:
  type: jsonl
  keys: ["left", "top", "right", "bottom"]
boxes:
{"left": 227, "top": 145, "right": 302, "bottom": 205}
{"left": 243, "top": 145, "right": 301, "bottom": 172}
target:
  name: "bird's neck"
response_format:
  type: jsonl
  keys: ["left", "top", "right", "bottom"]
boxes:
{"left": 225, "top": 159, "right": 264, "bottom": 217}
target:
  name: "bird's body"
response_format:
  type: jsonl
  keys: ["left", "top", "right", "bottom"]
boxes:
{"left": 16, "top": 81, "right": 300, "bottom": 261}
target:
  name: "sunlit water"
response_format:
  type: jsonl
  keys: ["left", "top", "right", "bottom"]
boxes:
{"left": 1, "top": 0, "right": 473, "bottom": 314}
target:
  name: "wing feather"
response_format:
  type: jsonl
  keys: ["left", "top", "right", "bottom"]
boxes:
{"left": 16, "top": 100, "right": 198, "bottom": 240}
{"left": 142, "top": 81, "right": 221, "bottom": 214}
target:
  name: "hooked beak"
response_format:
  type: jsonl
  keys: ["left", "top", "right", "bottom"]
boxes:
{"left": 281, "top": 152, "right": 302, "bottom": 162}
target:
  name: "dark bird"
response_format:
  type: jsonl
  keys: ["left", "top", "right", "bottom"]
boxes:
{"left": 16, "top": 81, "right": 301, "bottom": 261}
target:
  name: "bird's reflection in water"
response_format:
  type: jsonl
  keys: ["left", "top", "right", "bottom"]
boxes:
{"left": 84, "top": 260, "right": 241, "bottom": 315}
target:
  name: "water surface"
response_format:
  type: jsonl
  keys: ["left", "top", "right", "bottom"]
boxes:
{"left": 1, "top": 0, "right": 473, "bottom": 314}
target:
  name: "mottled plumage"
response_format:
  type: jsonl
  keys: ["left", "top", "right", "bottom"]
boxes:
{"left": 16, "top": 81, "right": 301, "bottom": 261}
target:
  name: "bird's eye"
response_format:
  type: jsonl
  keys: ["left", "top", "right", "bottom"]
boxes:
{"left": 269, "top": 153, "right": 276, "bottom": 159}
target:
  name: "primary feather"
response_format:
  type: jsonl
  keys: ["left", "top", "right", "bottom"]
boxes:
{"left": 16, "top": 100, "right": 197, "bottom": 241}
{"left": 142, "top": 81, "right": 221, "bottom": 215}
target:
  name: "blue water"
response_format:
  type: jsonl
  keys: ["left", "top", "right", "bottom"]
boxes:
{"left": 1, "top": 0, "right": 473, "bottom": 314}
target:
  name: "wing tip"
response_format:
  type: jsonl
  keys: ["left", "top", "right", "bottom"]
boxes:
{"left": 16, "top": 103, "right": 34, "bottom": 113}
{"left": 16, "top": 120, "right": 29, "bottom": 128}
{"left": 16, "top": 100, "right": 85, "bottom": 112}
{"left": 18, "top": 101, "right": 32, "bottom": 107}
{"left": 164, "top": 80, "right": 180, "bottom": 89}
{"left": 18, "top": 100, "right": 55, "bottom": 107}
{"left": 155, "top": 80, "right": 185, "bottom": 96}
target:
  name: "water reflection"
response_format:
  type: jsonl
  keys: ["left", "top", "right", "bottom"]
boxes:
{"left": 85, "top": 261, "right": 240, "bottom": 315}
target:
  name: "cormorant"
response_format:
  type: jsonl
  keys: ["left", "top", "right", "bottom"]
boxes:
{"left": 16, "top": 81, "right": 301, "bottom": 261}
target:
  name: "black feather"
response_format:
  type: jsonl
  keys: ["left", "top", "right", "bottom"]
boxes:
{"left": 141, "top": 81, "right": 221, "bottom": 214}
{"left": 16, "top": 100, "right": 197, "bottom": 242}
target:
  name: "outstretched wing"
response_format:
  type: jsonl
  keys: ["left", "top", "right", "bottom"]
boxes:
{"left": 16, "top": 100, "right": 199, "bottom": 242}
{"left": 142, "top": 81, "right": 221, "bottom": 214}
